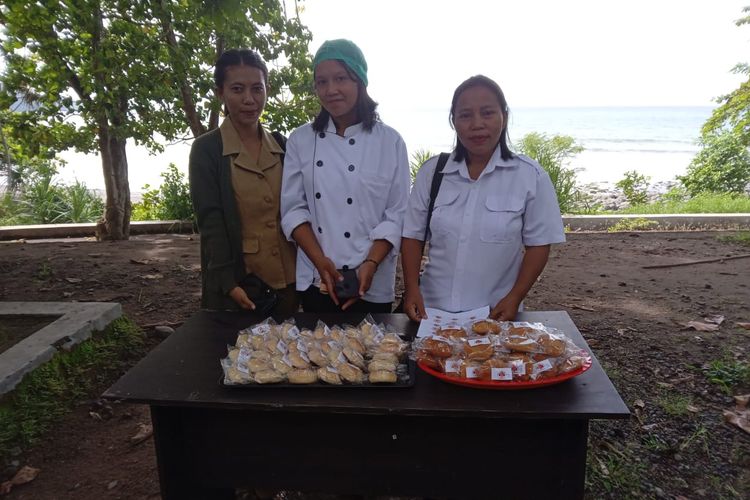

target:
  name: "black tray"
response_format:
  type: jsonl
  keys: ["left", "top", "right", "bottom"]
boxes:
{"left": 221, "top": 359, "right": 416, "bottom": 389}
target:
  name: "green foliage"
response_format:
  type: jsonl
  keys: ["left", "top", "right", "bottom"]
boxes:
{"left": 701, "top": 7, "right": 750, "bottom": 146}
{"left": 515, "top": 132, "right": 584, "bottom": 213}
{"left": 409, "top": 148, "right": 434, "bottom": 184}
{"left": 704, "top": 358, "right": 750, "bottom": 395}
{"left": 0, "top": 159, "right": 103, "bottom": 225}
{"left": 606, "top": 217, "right": 658, "bottom": 232}
{"left": 615, "top": 170, "right": 650, "bottom": 205}
{"left": 680, "top": 131, "right": 750, "bottom": 196}
{"left": 0, "top": 317, "right": 146, "bottom": 461}
{"left": 656, "top": 391, "right": 692, "bottom": 416}
{"left": 612, "top": 192, "right": 750, "bottom": 215}
{"left": 0, "top": 0, "right": 315, "bottom": 234}
{"left": 718, "top": 231, "right": 750, "bottom": 246}
{"left": 131, "top": 164, "right": 193, "bottom": 221}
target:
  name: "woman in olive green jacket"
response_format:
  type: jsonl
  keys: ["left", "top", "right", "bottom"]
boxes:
{"left": 189, "top": 49, "right": 297, "bottom": 315}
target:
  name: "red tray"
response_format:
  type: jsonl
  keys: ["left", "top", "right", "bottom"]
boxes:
{"left": 417, "top": 357, "right": 592, "bottom": 390}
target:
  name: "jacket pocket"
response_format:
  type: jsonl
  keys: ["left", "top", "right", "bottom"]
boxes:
{"left": 242, "top": 237, "right": 260, "bottom": 254}
{"left": 479, "top": 195, "right": 524, "bottom": 243}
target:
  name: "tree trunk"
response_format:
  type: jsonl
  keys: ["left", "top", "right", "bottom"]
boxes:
{"left": 96, "top": 123, "right": 131, "bottom": 240}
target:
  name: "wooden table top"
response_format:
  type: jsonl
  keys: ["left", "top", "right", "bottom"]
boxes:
{"left": 103, "top": 310, "right": 629, "bottom": 420}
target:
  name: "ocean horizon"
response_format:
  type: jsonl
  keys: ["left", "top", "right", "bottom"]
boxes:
{"left": 55, "top": 105, "right": 715, "bottom": 194}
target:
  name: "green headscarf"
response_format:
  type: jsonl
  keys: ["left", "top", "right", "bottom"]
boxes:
{"left": 313, "top": 39, "right": 368, "bottom": 87}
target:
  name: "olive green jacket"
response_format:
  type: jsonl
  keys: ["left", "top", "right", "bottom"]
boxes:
{"left": 189, "top": 125, "right": 286, "bottom": 310}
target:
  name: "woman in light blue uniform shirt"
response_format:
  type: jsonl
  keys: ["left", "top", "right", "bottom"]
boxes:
{"left": 401, "top": 75, "right": 565, "bottom": 321}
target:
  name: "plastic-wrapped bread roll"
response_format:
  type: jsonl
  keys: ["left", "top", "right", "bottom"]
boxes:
{"left": 307, "top": 348, "right": 328, "bottom": 367}
{"left": 343, "top": 346, "right": 366, "bottom": 369}
{"left": 368, "top": 359, "right": 397, "bottom": 372}
{"left": 537, "top": 333, "right": 566, "bottom": 356}
{"left": 250, "top": 335, "right": 265, "bottom": 351}
{"left": 423, "top": 336, "right": 453, "bottom": 358}
{"left": 327, "top": 348, "right": 346, "bottom": 367}
{"left": 253, "top": 370, "right": 285, "bottom": 384}
{"left": 227, "top": 366, "right": 252, "bottom": 384}
{"left": 288, "top": 350, "right": 311, "bottom": 369}
{"left": 247, "top": 357, "right": 272, "bottom": 373}
{"left": 371, "top": 352, "right": 399, "bottom": 365}
{"left": 470, "top": 319, "right": 500, "bottom": 335}
{"left": 369, "top": 370, "right": 397, "bottom": 383}
{"left": 345, "top": 336, "right": 366, "bottom": 355}
{"left": 271, "top": 356, "right": 293, "bottom": 374}
{"left": 288, "top": 369, "right": 317, "bottom": 384}
{"left": 317, "top": 366, "right": 343, "bottom": 385}
{"left": 338, "top": 362, "right": 364, "bottom": 383}
{"left": 464, "top": 337, "right": 493, "bottom": 361}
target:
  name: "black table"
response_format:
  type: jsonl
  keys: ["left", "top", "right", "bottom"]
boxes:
{"left": 103, "top": 311, "right": 629, "bottom": 499}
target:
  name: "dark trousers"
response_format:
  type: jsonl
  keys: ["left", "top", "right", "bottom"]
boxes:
{"left": 300, "top": 286, "right": 392, "bottom": 314}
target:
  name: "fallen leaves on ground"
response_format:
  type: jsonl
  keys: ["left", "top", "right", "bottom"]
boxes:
{"left": 681, "top": 321, "right": 719, "bottom": 332}
{"left": 130, "top": 423, "right": 153, "bottom": 445}
{"left": 0, "top": 466, "right": 40, "bottom": 495}
{"left": 723, "top": 393, "right": 750, "bottom": 435}
{"left": 703, "top": 314, "right": 725, "bottom": 325}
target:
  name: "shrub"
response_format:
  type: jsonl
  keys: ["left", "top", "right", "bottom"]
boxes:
{"left": 132, "top": 163, "right": 193, "bottom": 221}
{"left": 515, "top": 132, "right": 584, "bottom": 213}
{"left": 616, "top": 170, "right": 650, "bottom": 205}
{"left": 680, "top": 131, "right": 750, "bottom": 196}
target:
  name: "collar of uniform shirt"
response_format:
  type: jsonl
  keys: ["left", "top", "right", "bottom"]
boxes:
{"left": 442, "top": 151, "right": 520, "bottom": 177}
{"left": 324, "top": 117, "right": 364, "bottom": 137}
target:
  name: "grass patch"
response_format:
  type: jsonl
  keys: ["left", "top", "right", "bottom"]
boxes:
{"left": 0, "top": 316, "right": 146, "bottom": 462}
{"left": 656, "top": 391, "right": 693, "bottom": 416}
{"left": 586, "top": 445, "right": 646, "bottom": 498}
{"left": 606, "top": 217, "right": 659, "bottom": 232}
{"left": 718, "top": 231, "right": 750, "bottom": 247}
{"left": 703, "top": 358, "right": 750, "bottom": 395}
{"left": 602, "top": 192, "right": 750, "bottom": 215}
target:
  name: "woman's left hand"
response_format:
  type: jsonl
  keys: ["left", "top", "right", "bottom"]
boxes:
{"left": 490, "top": 293, "right": 522, "bottom": 321}
{"left": 341, "top": 260, "right": 378, "bottom": 310}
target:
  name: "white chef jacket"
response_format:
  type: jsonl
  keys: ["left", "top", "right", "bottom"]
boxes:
{"left": 281, "top": 119, "right": 410, "bottom": 302}
{"left": 402, "top": 146, "right": 565, "bottom": 313}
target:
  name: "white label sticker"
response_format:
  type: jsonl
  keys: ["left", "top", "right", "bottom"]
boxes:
{"left": 324, "top": 325, "right": 332, "bottom": 336}
{"left": 532, "top": 359, "right": 554, "bottom": 375}
{"left": 430, "top": 335, "right": 450, "bottom": 343}
{"left": 237, "top": 347, "right": 251, "bottom": 365}
{"left": 276, "top": 339, "right": 287, "bottom": 354}
{"left": 300, "top": 351, "right": 310, "bottom": 363}
{"left": 236, "top": 363, "right": 249, "bottom": 374}
{"left": 511, "top": 360, "right": 526, "bottom": 376}
{"left": 328, "top": 340, "right": 339, "bottom": 350}
{"left": 468, "top": 338, "right": 491, "bottom": 347}
{"left": 326, "top": 366, "right": 339, "bottom": 374}
{"left": 296, "top": 340, "right": 308, "bottom": 353}
{"left": 287, "top": 326, "right": 300, "bottom": 339}
{"left": 282, "top": 355, "right": 293, "bottom": 367}
{"left": 465, "top": 366, "right": 480, "bottom": 379}
{"left": 444, "top": 359, "right": 461, "bottom": 373}
{"left": 491, "top": 367, "right": 513, "bottom": 381}
{"left": 373, "top": 332, "right": 385, "bottom": 344}
{"left": 337, "top": 352, "right": 347, "bottom": 364}
{"left": 252, "top": 324, "right": 271, "bottom": 336}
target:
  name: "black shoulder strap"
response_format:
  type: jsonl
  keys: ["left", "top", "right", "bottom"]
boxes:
{"left": 423, "top": 152, "right": 450, "bottom": 245}
{"left": 271, "top": 131, "right": 287, "bottom": 163}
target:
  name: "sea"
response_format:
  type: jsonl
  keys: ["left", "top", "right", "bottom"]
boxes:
{"left": 55, "top": 106, "right": 714, "bottom": 194}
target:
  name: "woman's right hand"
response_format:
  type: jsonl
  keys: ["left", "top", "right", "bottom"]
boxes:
{"left": 229, "top": 286, "right": 256, "bottom": 310}
{"left": 314, "top": 256, "right": 343, "bottom": 305}
{"left": 402, "top": 288, "right": 427, "bottom": 322}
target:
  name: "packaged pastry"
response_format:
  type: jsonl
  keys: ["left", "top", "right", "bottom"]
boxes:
{"left": 477, "top": 357, "right": 513, "bottom": 381}
{"left": 317, "top": 366, "right": 343, "bottom": 385}
{"left": 338, "top": 362, "right": 365, "bottom": 384}
{"left": 369, "top": 370, "right": 398, "bottom": 383}
{"left": 254, "top": 370, "right": 285, "bottom": 384}
{"left": 470, "top": 319, "right": 501, "bottom": 335}
{"left": 421, "top": 335, "right": 453, "bottom": 358}
{"left": 288, "top": 368, "right": 318, "bottom": 384}
{"left": 464, "top": 337, "right": 493, "bottom": 361}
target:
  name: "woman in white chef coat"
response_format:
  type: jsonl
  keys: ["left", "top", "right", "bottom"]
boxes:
{"left": 280, "top": 39, "right": 410, "bottom": 313}
{"left": 401, "top": 75, "right": 565, "bottom": 321}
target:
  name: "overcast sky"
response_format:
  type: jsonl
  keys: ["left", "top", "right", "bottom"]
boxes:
{"left": 57, "top": 0, "right": 750, "bottom": 190}
{"left": 302, "top": 0, "right": 749, "bottom": 108}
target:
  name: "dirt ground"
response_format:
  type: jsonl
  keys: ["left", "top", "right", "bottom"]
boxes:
{"left": 0, "top": 231, "right": 748, "bottom": 499}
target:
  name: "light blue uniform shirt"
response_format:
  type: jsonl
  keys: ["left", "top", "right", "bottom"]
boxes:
{"left": 402, "top": 146, "right": 565, "bottom": 313}
{"left": 281, "top": 120, "right": 410, "bottom": 303}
